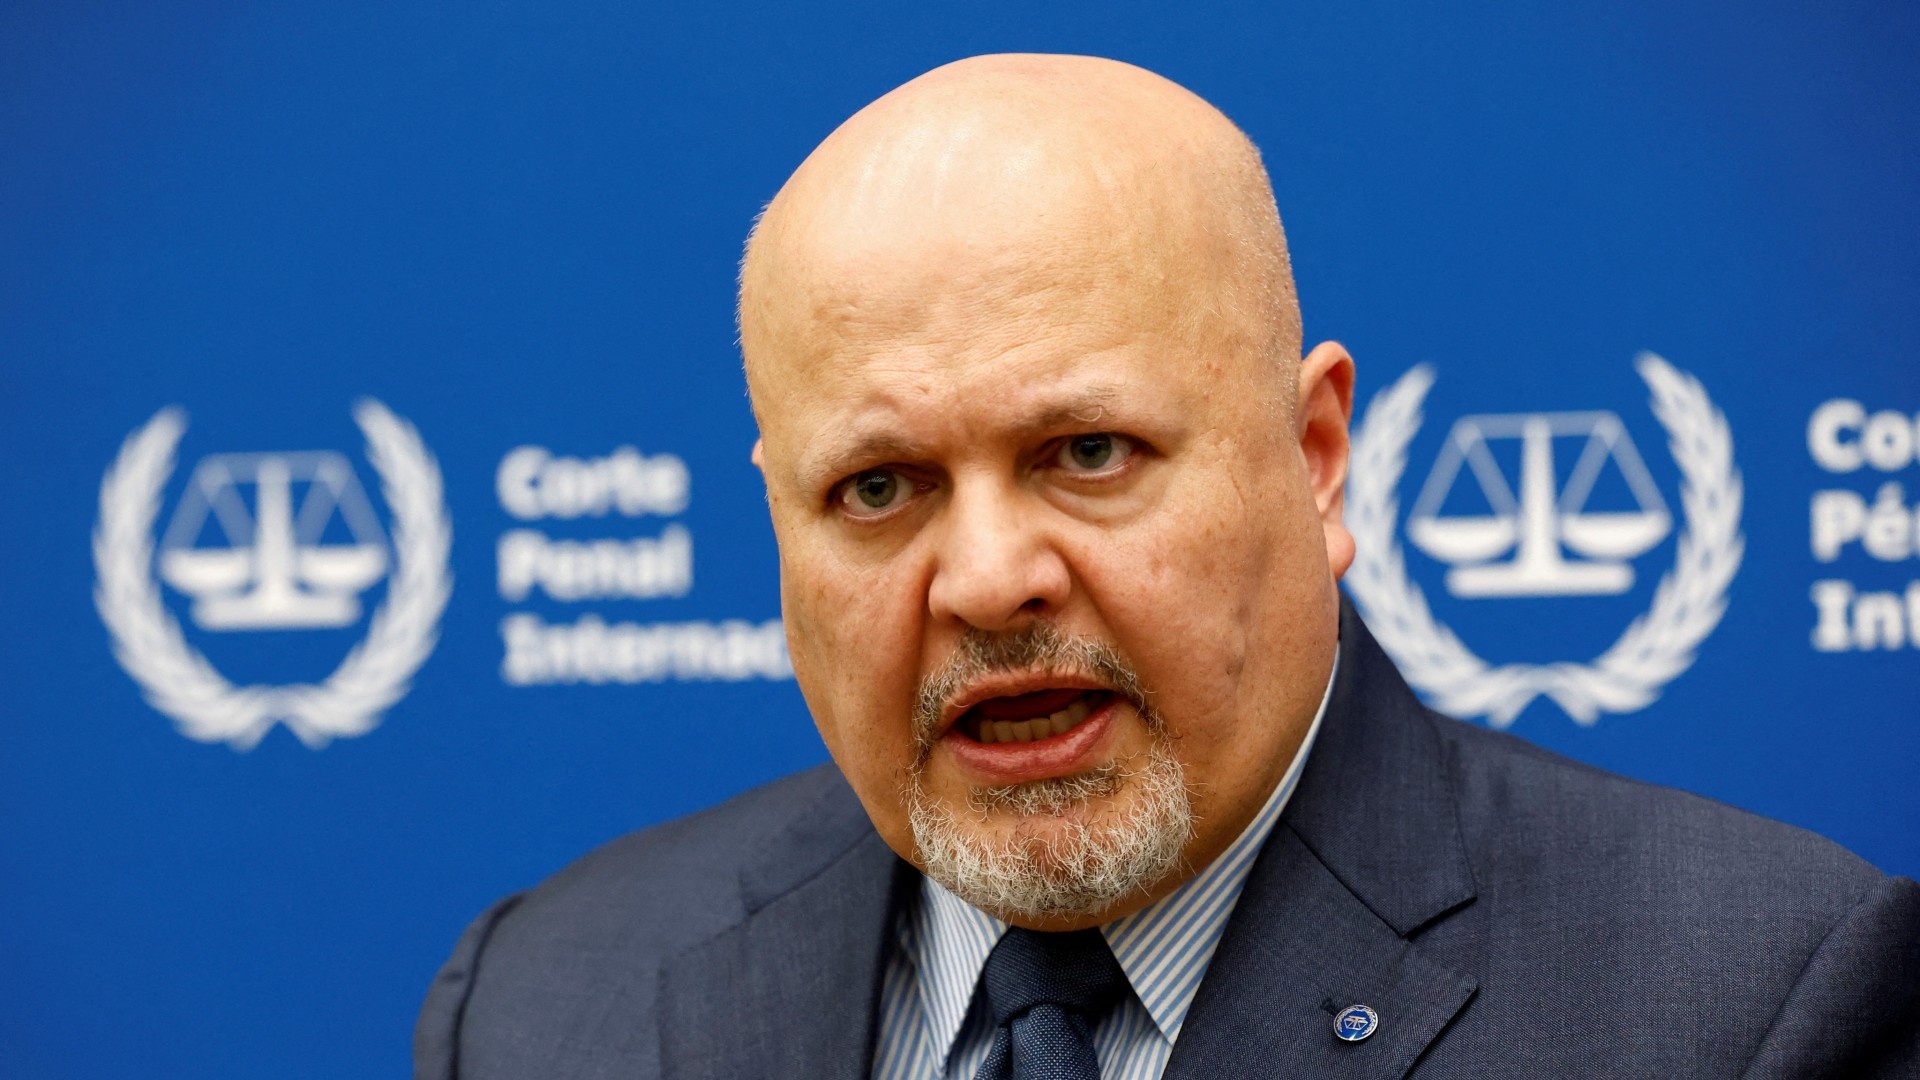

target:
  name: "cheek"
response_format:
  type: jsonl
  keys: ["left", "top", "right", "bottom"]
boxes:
{"left": 779, "top": 541, "right": 926, "bottom": 775}
{"left": 1075, "top": 469, "right": 1326, "bottom": 746}
{"left": 1095, "top": 488, "right": 1263, "bottom": 659}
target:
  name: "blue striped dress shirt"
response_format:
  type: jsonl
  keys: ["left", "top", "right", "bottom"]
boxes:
{"left": 871, "top": 653, "right": 1337, "bottom": 1080}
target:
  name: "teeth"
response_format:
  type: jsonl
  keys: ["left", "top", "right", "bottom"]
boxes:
{"left": 968, "top": 694, "right": 1102, "bottom": 745}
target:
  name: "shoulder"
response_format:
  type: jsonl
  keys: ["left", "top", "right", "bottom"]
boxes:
{"left": 488, "top": 760, "right": 850, "bottom": 965}
{"left": 414, "top": 763, "right": 854, "bottom": 1080}
{"left": 1430, "top": 712, "right": 1888, "bottom": 905}
{"left": 1418, "top": 712, "right": 1920, "bottom": 1074}
{"left": 508, "top": 760, "right": 852, "bottom": 935}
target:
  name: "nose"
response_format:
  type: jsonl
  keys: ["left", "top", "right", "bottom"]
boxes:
{"left": 926, "top": 478, "right": 1071, "bottom": 632}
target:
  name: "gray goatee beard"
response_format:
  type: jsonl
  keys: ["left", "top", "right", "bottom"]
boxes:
{"left": 904, "top": 624, "right": 1195, "bottom": 924}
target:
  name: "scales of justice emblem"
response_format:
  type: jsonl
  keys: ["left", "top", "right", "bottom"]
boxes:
{"left": 1344, "top": 354, "right": 1744, "bottom": 727}
{"left": 94, "top": 400, "right": 452, "bottom": 750}
{"left": 158, "top": 451, "right": 392, "bottom": 630}
{"left": 1405, "top": 411, "right": 1673, "bottom": 599}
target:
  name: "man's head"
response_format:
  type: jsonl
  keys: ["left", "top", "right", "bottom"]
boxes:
{"left": 740, "top": 54, "right": 1355, "bottom": 930}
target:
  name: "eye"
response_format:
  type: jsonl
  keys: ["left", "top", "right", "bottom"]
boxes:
{"left": 1055, "top": 433, "right": 1134, "bottom": 474}
{"left": 835, "top": 468, "right": 914, "bottom": 518}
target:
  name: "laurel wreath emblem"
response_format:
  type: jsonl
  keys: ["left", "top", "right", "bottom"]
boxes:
{"left": 93, "top": 400, "right": 452, "bottom": 750}
{"left": 1345, "top": 353, "right": 1743, "bottom": 727}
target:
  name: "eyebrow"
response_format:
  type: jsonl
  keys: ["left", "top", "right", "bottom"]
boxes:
{"left": 797, "top": 433, "right": 927, "bottom": 492}
{"left": 796, "top": 384, "right": 1125, "bottom": 491}
{"left": 1029, "top": 385, "right": 1120, "bottom": 427}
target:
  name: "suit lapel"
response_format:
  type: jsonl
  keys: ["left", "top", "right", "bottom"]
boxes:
{"left": 1165, "top": 600, "right": 1481, "bottom": 1078}
{"left": 1162, "top": 827, "right": 1477, "bottom": 1077}
{"left": 656, "top": 774, "right": 908, "bottom": 1078}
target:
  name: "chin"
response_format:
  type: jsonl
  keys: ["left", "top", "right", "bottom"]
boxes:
{"left": 906, "top": 740, "right": 1195, "bottom": 924}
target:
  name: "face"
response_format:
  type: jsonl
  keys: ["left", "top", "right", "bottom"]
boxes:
{"left": 749, "top": 227, "right": 1355, "bottom": 930}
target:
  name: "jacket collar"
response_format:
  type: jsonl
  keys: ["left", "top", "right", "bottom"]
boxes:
{"left": 1162, "top": 598, "right": 1480, "bottom": 1077}
{"left": 1285, "top": 597, "right": 1478, "bottom": 935}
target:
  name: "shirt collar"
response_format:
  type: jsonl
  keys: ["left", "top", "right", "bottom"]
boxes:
{"left": 903, "top": 649, "right": 1339, "bottom": 1059}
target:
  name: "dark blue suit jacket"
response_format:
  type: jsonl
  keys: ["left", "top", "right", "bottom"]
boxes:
{"left": 416, "top": 608, "right": 1920, "bottom": 1077}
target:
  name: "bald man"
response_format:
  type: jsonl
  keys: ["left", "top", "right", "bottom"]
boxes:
{"left": 417, "top": 56, "right": 1919, "bottom": 1079}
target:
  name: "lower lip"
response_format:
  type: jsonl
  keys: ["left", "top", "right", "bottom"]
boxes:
{"left": 940, "top": 696, "right": 1122, "bottom": 786}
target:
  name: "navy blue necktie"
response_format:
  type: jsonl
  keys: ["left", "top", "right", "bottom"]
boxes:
{"left": 973, "top": 926, "right": 1129, "bottom": 1080}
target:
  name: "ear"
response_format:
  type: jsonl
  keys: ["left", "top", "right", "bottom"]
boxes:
{"left": 750, "top": 438, "right": 766, "bottom": 471}
{"left": 1297, "top": 341, "right": 1356, "bottom": 580}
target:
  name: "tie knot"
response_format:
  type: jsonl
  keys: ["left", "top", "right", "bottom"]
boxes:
{"left": 979, "top": 926, "right": 1129, "bottom": 1027}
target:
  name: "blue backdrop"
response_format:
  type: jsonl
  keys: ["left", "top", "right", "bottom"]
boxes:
{"left": 3, "top": 2, "right": 1915, "bottom": 1076}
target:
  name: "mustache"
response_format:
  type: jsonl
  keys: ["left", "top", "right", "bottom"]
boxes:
{"left": 910, "top": 623, "right": 1156, "bottom": 761}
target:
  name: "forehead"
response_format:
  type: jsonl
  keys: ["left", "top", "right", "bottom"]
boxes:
{"left": 770, "top": 283, "right": 1204, "bottom": 487}
{"left": 742, "top": 146, "right": 1274, "bottom": 485}
{"left": 754, "top": 206, "right": 1220, "bottom": 395}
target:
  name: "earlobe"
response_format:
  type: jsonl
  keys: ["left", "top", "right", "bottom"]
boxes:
{"left": 1297, "top": 341, "right": 1356, "bottom": 575}
{"left": 1325, "top": 521, "right": 1356, "bottom": 580}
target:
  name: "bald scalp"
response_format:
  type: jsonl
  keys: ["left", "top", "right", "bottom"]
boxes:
{"left": 739, "top": 54, "right": 1302, "bottom": 419}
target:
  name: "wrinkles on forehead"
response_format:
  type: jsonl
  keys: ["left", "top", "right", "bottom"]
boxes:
{"left": 793, "top": 380, "right": 1129, "bottom": 496}
{"left": 739, "top": 54, "right": 1299, "bottom": 429}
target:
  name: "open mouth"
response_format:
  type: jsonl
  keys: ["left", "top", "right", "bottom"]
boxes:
{"left": 957, "top": 688, "right": 1112, "bottom": 744}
